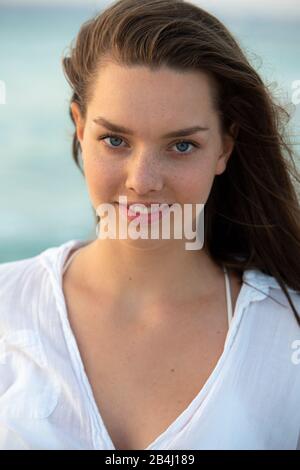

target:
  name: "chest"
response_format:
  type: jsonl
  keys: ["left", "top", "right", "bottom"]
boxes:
{"left": 62, "top": 285, "right": 230, "bottom": 450}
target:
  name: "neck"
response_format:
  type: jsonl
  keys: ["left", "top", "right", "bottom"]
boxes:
{"left": 81, "top": 238, "right": 223, "bottom": 310}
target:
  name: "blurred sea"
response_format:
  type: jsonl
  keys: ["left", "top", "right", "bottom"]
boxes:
{"left": 0, "top": 5, "right": 299, "bottom": 261}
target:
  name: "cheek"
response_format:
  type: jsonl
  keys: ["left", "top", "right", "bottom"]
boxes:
{"left": 179, "top": 164, "right": 216, "bottom": 204}
{"left": 82, "top": 152, "right": 121, "bottom": 203}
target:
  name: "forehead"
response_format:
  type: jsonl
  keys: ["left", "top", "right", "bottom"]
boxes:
{"left": 89, "top": 63, "right": 216, "bottom": 114}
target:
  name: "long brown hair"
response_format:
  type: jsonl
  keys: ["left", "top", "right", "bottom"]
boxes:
{"left": 61, "top": 0, "right": 300, "bottom": 326}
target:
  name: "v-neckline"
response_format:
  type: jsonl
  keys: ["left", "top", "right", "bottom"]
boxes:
{"left": 56, "top": 240, "right": 250, "bottom": 450}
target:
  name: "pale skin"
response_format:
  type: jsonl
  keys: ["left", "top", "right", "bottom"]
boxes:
{"left": 65, "top": 61, "right": 243, "bottom": 450}
{"left": 70, "top": 62, "right": 239, "bottom": 320}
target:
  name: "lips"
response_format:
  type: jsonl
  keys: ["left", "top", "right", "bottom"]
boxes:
{"left": 115, "top": 202, "right": 172, "bottom": 207}
{"left": 116, "top": 202, "right": 169, "bottom": 212}
{"left": 115, "top": 201, "right": 171, "bottom": 222}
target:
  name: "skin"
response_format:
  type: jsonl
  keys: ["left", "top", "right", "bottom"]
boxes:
{"left": 70, "top": 61, "right": 238, "bottom": 325}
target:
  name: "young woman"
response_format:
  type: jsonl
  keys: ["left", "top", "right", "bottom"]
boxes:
{"left": 0, "top": 0, "right": 300, "bottom": 451}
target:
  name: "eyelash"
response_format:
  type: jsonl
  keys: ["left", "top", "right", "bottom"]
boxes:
{"left": 97, "top": 133, "right": 200, "bottom": 155}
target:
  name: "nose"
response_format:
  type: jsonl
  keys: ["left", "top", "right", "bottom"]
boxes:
{"left": 125, "top": 151, "right": 164, "bottom": 195}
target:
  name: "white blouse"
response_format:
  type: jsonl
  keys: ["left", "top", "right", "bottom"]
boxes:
{"left": 0, "top": 238, "right": 299, "bottom": 450}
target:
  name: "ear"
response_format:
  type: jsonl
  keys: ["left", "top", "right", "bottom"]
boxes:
{"left": 215, "top": 122, "right": 239, "bottom": 176}
{"left": 70, "top": 102, "right": 85, "bottom": 145}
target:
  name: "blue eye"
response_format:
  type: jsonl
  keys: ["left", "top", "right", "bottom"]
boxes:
{"left": 175, "top": 141, "right": 195, "bottom": 153}
{"left": 100, "top": 134, "right": 124, "bottom": 148}
{"left": 97, "top": 133, "right": 199, "bottom": 155}
{"left": 97, "top": 134, "right": 123, "bottom": 148}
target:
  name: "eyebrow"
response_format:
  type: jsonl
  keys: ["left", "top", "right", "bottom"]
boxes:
{"left": 93, "top": 116, "right": 210, "bottom": 138}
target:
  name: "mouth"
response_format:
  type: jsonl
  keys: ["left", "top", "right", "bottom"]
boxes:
{"left": 114, "top": 201, "right": 171, "bottom": 221}
{"left": 115, "top": 202, "right": 172, "bottom": 209}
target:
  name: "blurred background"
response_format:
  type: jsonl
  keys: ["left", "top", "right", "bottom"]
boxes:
{"left": 0, "top": 0, "right": 299, "bottom": 262}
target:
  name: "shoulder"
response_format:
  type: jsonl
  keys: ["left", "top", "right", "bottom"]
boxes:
{"left": 235, "top": 270, "right": 300, "bottom": 442}
{"left": 0, "top": 242, "right": 76, "bottom": 425}
{"left": 0, "top": 239, "right": 80, "bottom": 333}
{"left": 242, "top": 268, "right": 300, "bottom": 314}
{"left": 0, "top": 239, "right": 81, "bottom": 283}
{"left": 241, "top": 268, "right": 300, "bottom": 368}
{"left": 0, "top": 239, "right": 71, "bottom": 294}
{"left": 0, "top": 254, "right": 42, "bottom": 305}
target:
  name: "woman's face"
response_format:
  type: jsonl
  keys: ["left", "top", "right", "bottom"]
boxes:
{"left": 71, "top": 62, "right": 235, "bottom": 227}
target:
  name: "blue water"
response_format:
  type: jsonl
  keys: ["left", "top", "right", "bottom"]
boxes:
{"left": 0, "top": 5, "right": 299, "bottom": 261}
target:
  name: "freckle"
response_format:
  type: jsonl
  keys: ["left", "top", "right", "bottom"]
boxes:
{"left": 170, "top": 368, "right": 175, "bottom": 372}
